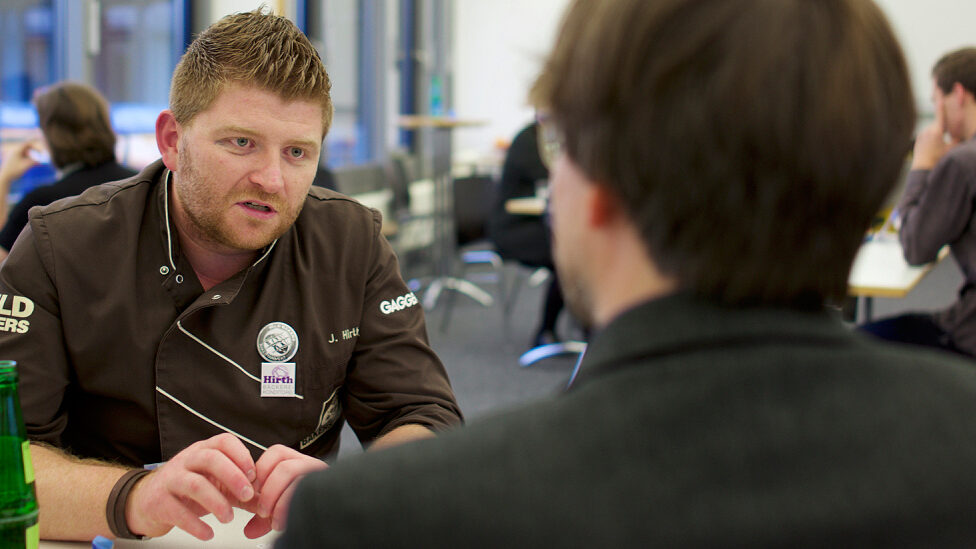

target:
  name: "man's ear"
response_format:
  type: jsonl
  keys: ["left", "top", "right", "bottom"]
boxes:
{"left": 954, "top": 81, "right": 976, "bottom": 107}
{"left": 952, "top": 82, "right": 969, "bottom": 104}
{"left": 588, "top": 183, "right": 624, "bottom": 228}
{"left": 156, "top": 110, "right": 181, "bottom": 172}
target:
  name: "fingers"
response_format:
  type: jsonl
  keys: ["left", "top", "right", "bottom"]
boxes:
{"left": 125, "top": 434, "right": 258, "bottom": 539}
{"left": 0, "top": 141, "right": 41, "bottom": 183}
{"left": 199, "top": 433, "right": 258, "bottom": 502}
{"left": 126, "top": 470, "right": 218, "bottom": 540}
{"left": 11, "top": 140, "right": 40, "bottom": 160}
{"left": 933, "top": 94, "right": 946, "bottom": 131}
{"left": 252, "top": 445, "right": 328, "bottom": 531}
{"left": 160, "top": 500, "right": 216, "bottom": 541}
{"left": 243, "top": 513, "right": 273, "bottom": 539}
{"left": 269, "top": 483, "right": 299, "bottom": 531}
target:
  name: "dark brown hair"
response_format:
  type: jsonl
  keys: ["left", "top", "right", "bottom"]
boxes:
{"left": 34, "top": 82, "right": 117, "bottom": 169}
{"left": 933, "top": 47, "right": 976, "bottom": 96}
{"left": 170, "top": 7, "right": 333, "bottom": 134}
{"left": 531, "top": 0, "right": 915, "bottom": 307}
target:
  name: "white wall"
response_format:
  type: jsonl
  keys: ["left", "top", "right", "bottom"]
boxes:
{"left": 452, "top": 0, "right": 569, "bottom": 161}
{"left": 190, "top": 1, "right": 976, "bottom": 160}
{"left": 451, "top": 0, "right": 976, "bottom": 161}
{"left": 875, "top": 0, "right": 976, "bottom": 115}
{"left": 200, "top": 1, "right": 295, "bottom": 26}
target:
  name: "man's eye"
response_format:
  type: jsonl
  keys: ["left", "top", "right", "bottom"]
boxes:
{"left": 234, "top": 137, "right": 250, "bottom": 147}
{"left": 289, "top": 147, "right": 305, "bottom": 159}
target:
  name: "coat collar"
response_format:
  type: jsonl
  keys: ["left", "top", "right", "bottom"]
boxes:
{"left": 571, "top": 293, "right": 853, "bottom": 388}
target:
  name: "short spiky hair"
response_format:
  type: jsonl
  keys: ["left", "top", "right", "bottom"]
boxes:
{"left": 169, "top": 7, "right": 333, "bottom": 135}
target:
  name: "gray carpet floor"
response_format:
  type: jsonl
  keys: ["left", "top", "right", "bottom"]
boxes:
{"left": 336, "top": 262, "right": 581, "bottom": 458}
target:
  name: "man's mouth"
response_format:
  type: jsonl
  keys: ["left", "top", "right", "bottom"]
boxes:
{"left": 242, "top": 201, "right": 274, "bottom": 213}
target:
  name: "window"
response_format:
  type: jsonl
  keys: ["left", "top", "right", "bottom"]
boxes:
{"left": 0, "top": 0, "right": 56, "bottom": 202}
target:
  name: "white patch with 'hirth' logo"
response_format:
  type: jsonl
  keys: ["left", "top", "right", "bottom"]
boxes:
{"left": 260, "top": 362, "right": 296, "bottom": 397}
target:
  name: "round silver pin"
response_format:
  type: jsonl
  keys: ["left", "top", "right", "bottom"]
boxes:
{"left": 257, "top": 322, "right": 299, "bottom": 362}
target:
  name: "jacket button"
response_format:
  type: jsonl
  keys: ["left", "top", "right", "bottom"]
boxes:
{"left": 159, "top": 266, "right": 169, "bottom": 275}
{"left": 212, "top": 295, "right": 221, "bottom": 300}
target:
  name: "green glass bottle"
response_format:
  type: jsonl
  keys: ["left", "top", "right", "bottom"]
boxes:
{"left": 0, "top": 361, "right": 39, "bottom": 548}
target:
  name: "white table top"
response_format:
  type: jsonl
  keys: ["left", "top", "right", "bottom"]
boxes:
{"left": 39, "top": 512, "right": 278, "bottom": 549}
{"left": 847, "top": 237, "right": 948, "bottom": 298}
{"left": 504, "top": 196, "right": 546, "bottom": 216}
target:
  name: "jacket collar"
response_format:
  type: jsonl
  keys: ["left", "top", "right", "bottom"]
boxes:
{"left": 571, "top": 293, "right": 853, "bottom": 388}
{"left": 155, "top": 165, "right": 279, "bottom": 272}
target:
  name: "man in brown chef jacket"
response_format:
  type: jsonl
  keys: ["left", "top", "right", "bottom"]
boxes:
{"left": 0, "top": 8, "right": 461, "bottom": 542}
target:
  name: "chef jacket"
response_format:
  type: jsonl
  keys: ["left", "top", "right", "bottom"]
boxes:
{"left": 0, "top": 160, "right": 462, "bottom": 465}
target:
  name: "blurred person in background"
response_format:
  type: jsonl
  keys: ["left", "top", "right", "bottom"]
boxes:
{"left": 0, "top": 82, "right": 136, "bottom": 262}
{"left": 488, "top": 120, "right": 566, "bottom": 347}
{"left": 860, "top": 47, "right": 976, "bottom": 358}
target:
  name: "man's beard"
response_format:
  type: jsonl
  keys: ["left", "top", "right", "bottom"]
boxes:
{"left": 175, "top": 144, "right": 301, "bottom": 252}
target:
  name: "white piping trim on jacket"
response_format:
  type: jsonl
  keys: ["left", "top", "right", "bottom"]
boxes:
{"left": 162, "top": 169, "right": 177, "bottom": 271}
{"left": 161, "top": 168, "right": 278, "bottom": 271}
{"left": 156, "top": 386, "right": 268, "bottom": 451}
{"left": 253, "top": 239, "right": 277, "bottom": 266}
{"left": 175, "top": 320, "right": 304, "bottom": 399}
{"left": 178, "top": 320, "right": 262, "bottom": 382}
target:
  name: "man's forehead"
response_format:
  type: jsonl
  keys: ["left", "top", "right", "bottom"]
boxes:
{"left": 189, "top": 84, "right": 326, "bottom": 142}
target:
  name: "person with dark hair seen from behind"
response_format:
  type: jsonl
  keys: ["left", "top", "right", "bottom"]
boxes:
{"left": 0, "top": 7, "right": 460, "bottom": 543}
{"left": 0, "top": 82, "right": 136, "bottom": 262}
{"left": 860, "top": 47, "right": 976, "bottom": 358}
{"left": 278, "top": 0, "right": 976, "bottom": 546}
{"left": 488, "top": 120, "right": 566, "bottom": 347}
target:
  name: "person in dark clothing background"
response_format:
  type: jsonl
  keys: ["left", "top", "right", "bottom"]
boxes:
{"left": 488, "top": 121, "right": 566, "bottom": 347}
{"left": 0, "top": 81, "right": 136, "bottom": 262}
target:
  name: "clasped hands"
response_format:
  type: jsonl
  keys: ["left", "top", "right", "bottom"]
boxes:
{"left": 912, "top": 95, "right": 960, "bottom": 171}
{"left": 124, "top": 433, "right": 327, "bottom": 540}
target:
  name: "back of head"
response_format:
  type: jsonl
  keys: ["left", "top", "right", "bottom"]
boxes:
{"left": 34, "top": 82, "right": 116, "bottom": 169}
{"left": 169, "top": 7, "right": 333, "bottom": 134}
{"left": 532, "top": 0, "right": 915, "bottom": 308}
{"left": 932, "top": 47, "right": 976, "bottom": 96}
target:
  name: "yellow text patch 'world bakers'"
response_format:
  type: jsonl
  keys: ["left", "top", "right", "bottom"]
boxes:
{"left": 0, "top": 294, "right": 33, "bottom": 334}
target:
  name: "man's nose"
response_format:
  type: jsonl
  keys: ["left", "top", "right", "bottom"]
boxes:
{"left": 250, "top": 151, "right": 285, "bottom": 193}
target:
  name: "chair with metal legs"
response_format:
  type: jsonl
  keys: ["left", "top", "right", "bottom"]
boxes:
{"left": 435, "top": 174, "right": 504, "bottom": 332}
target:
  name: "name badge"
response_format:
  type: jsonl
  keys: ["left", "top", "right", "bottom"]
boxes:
{"left": 261, "top": 362, "right": 297, "bottom": 397}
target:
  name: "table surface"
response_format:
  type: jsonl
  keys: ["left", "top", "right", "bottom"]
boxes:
{"left": 504, "top": 196, "right": 546, "bottom": 216}
{"left": 396, "top": 115, "right": 488, "bottom": 129}
{"left": 39, "top": 512, "right": 278, "bottom": 549}
{"left": 848, "top": 237, "right": 948, "bottom": 298}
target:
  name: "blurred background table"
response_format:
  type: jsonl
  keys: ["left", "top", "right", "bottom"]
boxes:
{"left": 397, "top": 115, "right": 488, "bottom": 310}
{"left": 848, "top": 237, "right": 949, "bottom": 322}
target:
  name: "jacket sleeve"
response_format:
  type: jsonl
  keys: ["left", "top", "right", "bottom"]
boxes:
{"left": 340, "top": 209, "right": 463, "bottom": 443}
{"left": 0, "top": 220, "right": 72, "bottom": 446}
{"left": 898, "top": 156, "right": 976, "bottom": 265}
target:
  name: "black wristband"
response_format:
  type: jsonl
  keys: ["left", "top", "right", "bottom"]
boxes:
{"left": 106, "top": 469, "right": 151, "bottom": 540}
